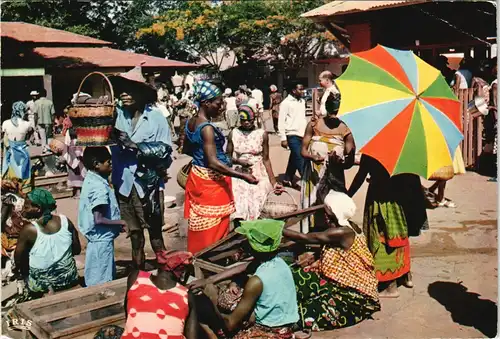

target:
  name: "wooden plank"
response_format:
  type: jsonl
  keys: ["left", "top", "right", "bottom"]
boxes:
{"left": 26, "top": 277, "right": 126, "bottom": 311}
{"left": 195, "top": 232, "right": 239, "bottom": 257}
{"left": 35, "top": 176, "right": 68, "bottom": 187}
{"left": 14, "top": 303, "right": 53, "bottom": 339}
{"left": 194, "top": 259, "right": 226, "bottom": 275}
{"left": 207, "top": 249, "right": 240, "bottom": 262}
{"left": 52, "top": 313, "right": 123, "bottom": 339}
{"left": 39, "top": 295, "right": 123, "bottom": 322}
{"left": 460, "top": 89, "right": 470, "bottom": 167}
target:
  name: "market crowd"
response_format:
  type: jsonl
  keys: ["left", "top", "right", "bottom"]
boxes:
{"left": 1, "top": 54, "right": 497, "bottom": 338}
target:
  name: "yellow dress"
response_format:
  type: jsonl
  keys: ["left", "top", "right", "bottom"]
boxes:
{"left": 453, "top": 146, "right": 466, "bottom": 174}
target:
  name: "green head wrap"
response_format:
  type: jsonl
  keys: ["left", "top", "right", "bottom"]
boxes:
{"left": 235, "top": 219, "right": 284, "bottom": 253}
{"left": 28, "top": 188, "right": 56, "bottom": 225}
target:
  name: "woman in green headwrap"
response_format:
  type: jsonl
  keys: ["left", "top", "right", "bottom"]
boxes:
{"left": 190, "top": 219, "right": 299, "bottom": 339}
{"left": 14, "top": 188, "right": 81, "bottom": 300}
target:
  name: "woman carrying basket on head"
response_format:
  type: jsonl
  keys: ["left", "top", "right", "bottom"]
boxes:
{"left": 184, "top": 81, "right": 259, "bottom": 254}
{"left": 226, "top": 104, "right": 283, "bottom": 226}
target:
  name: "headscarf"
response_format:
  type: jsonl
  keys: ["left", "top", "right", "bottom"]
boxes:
{"left": 325, "top": 92, "right": 341, "bottom": 114}
{"left": 270, "top": 85, "right": 278, "bottom": 92}
{"left": 235, "top": 219, "right": 285, "bottom": 253}
{"left": 28, "top": 188, "right": 56, "bottom": 225}
{"left": 161, "top": 251, "right": 193, "bottom": 278}
{"left": 238, "top": 104, "right": 256, "bottom": 121}
{"left": 192, "top": 80, "right": 221, "bottom": 108}
{"left": 324, "top": 190, "right": 356, "bottom": 226}
{"left": 11, "top": 101, "right": 27, "bottom": 127}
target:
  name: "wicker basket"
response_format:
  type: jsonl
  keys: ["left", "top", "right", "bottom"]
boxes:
{"left": 260, "top": 190, "right": 298, "bottom": 219}
{"left": 177, "top": 161, "right": 192, "bottom": 189}
{"left": 68, "top": 72, "right": 115, "bottom": 146}
{"left": 428, "top": 165, "right": 454, "bottom": 181}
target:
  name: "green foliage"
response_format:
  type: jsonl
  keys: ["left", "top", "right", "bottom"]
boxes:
{"left": 1, "top": 0, "right": 100, "bottom": 37}
{"left": 139, "top": 0, "right": 338, "bottom": 75}
{"left": 0, "top": 0, "right": 198, "bottom": 62}
{"left": 1, "top": 0, "right": 338, "bottom": 71}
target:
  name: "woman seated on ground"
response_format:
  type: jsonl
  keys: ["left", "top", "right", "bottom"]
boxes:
{"left": 13, "top": 188, "right": 81, "bottom": 301}
{"left": 283, "top": 190, "right": 380, "bottom": 331}
{"left": 192, "top": 219, "right": 299, "bottom": 339}
{"left": 121, "top": 251, "right": 198, "bottom": 339}
{"left": 1, "top": 180, "right": 27, "bottom": 283}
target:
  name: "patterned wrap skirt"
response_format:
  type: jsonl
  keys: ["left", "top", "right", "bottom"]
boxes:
{"left": 364, "top": 183, "right": 410, "bottom": 282}
{"left": 292, "top": 266, "right": 380, "bottom": 331}
{"left": 184, "top": 165, "right": 235, "bottom": 254}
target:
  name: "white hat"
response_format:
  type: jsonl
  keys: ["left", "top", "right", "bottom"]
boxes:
{"left": 30, "top": 90, "right": 39, "bottom": 96}
{"left": 224, "top": 88, "right": 232, "bottom": 96}
{"left": 324, "top": 190, "right": 356, "bottom": 226}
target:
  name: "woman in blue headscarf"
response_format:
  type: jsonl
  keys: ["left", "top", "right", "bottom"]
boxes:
{"left": 183, "top": 81, "right": 259, "bottom": 254}
{"left": 2, "top": 101, "right": 33, "bottom": 192}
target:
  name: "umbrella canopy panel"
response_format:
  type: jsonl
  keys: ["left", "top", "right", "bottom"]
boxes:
{"left": 337, "top": 45, "right": 463, "bottom": 178}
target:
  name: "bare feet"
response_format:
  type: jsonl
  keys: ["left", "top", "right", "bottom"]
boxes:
{"left": 379, "top": 281, "right": 400, "bottom": 298}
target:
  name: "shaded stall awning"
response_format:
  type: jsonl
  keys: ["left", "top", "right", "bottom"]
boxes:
{"left": 301, "top": 1, "right": 429, "bottom": 20}
{"left": 33, "top": 47, "right": 199, "bottom": 69}
{"left": 1, "top": 22, "right": 111, "bottom": 45}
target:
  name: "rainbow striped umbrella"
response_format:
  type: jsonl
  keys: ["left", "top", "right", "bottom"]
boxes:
{"left": 337, "top": 45, "right": 463, "bottom": 178}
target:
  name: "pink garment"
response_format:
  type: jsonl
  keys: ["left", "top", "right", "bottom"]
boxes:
{"left": 231, "top": 128, "right": 273, "bottom": 220}
{"left": 122, "top": 271, "right": 189, "bottom": 339}
{"left": 63, "top": 131, "right": 86, "bottom": 188}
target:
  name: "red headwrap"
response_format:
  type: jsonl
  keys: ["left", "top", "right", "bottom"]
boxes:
{"left": 160, "top": 251, "right": 194, "bottom": 277}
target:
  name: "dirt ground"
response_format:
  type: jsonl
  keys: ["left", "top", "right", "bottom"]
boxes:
{"left": 3, "top": 113, "right": 498, "bottom": 338}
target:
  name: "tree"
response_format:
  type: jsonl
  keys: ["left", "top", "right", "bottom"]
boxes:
{"left": 0, "top": 0, "right": 197, "bottom": 62}
{"left": 138, "top": 1, "right": 224, "bottom": 68}
{"left": 1, "top": 0, "right": 99, "bottom": 37}
{"left": 139, "top": 0, "right": 340, "bottom": 77}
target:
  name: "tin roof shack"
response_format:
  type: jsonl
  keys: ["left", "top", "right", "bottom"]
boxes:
{"left": 1, "top": 22, "right": 198, "bottom": 120}
{"left": 302, "top": 1, "right": 496, "bottom": 61}
{"left": 302, "top": 1, "right": 497, "bottom": 168}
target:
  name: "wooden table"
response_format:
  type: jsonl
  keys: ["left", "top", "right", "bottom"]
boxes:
{"left": 193, "top": 205, "right": 325, "bottom": 278}
{"left": 13, "top": 278, "right": 127, "bottom": 339}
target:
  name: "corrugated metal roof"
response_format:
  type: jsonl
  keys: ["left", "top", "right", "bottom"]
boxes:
{"left": 1, "top": 22, "right": 111, "bottom": 45}
{"left": 33, "top": 47, "right": 198, "bottom": 69}
{"left": 302, "top": 1, "right": 429, "bottom": 19}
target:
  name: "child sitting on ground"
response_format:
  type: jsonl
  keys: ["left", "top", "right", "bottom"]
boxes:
{"left": 78, "top": 147, "right": 127, "bottom": 287}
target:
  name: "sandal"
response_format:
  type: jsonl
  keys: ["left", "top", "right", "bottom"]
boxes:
{"left": 294, "top": 330, "right": 312, "bottom": 339}
{"left": 437, "top": 199, "right": 456, "bottom": 208}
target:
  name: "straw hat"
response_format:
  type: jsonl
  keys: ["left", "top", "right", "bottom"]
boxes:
{"left": 30, "top": 90, "right": 39, "bottom": 96}
{"left": 110, "top": 64, "right": 156, "bottom": 97}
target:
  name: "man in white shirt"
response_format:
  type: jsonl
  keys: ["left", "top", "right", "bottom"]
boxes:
{"left": 223, "top": 88, "right": 238, "bottom": 128}
{"left": 251, "top": 84, "right": 264, "bottom": 128}
{"left": 278, "top": 82, "right": 307, "bottom": 187}
{"left": 26, "top": 90, "right": 41, "bottom": 145}
{"left": 317, "top": 71, "right": 340, "bottom": 119}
